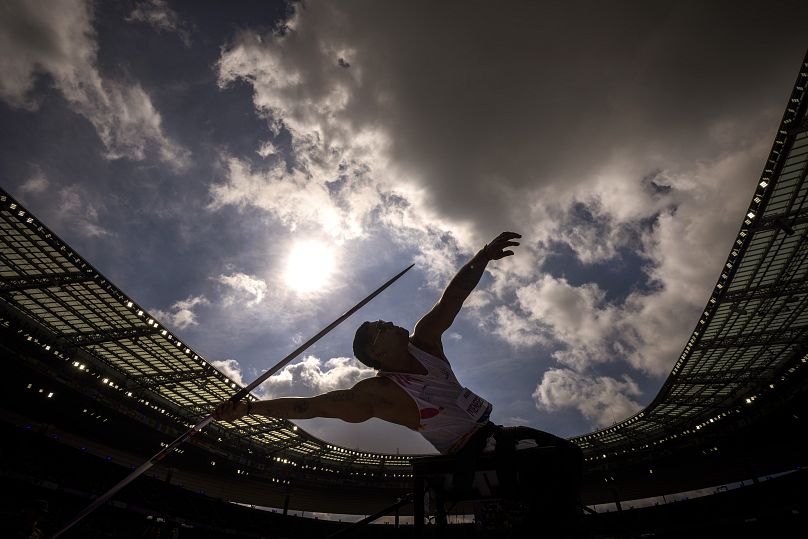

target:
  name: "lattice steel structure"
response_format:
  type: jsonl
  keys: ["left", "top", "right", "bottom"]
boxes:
{"left": 1, "top": 50, "right": 807, "bottom": 503}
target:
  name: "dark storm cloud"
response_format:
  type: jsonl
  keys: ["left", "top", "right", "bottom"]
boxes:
{"left": 233, "top": 0, "right": 807, "bottom": 234}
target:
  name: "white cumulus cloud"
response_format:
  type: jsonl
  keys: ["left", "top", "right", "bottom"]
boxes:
{"left": 151, "top": 295, "right": 209, "bottom": 330}
{"left": 211, "top": 358, "right": 245, "bottom": 387}
{"left": 534, "top": 368, "right": 643, "bottom": 428}
{"left": 218, "top": 272, "right": 268, "bottom": 307}
{"left": 258, "top": 355, "right": 376, "bottom": 399}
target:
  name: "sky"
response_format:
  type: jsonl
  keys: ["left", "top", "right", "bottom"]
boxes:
{"left": 1, "top": 0, "right": 807, "bottom": 455}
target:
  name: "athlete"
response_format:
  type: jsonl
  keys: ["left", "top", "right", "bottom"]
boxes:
{"left": 214, "top": 232, "right": 578, "bottom": 463}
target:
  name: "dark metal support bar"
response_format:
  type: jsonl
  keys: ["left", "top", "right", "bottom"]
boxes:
{"left": 66, "top": 326, "right": 161, "bottom": 347}
{"left": 232, "top": 421, "right": 290, "bottom": 441}
{"left": 752, "top": 207, "right": 808, "bottom": 233}
{"left": 720, "top": 277, "right": 808, "bottom": 302}
{"left": 693, "top": 325, "right": 808, "bottom": 350}
{"left": 0, "top": 271, "right": 95, "bottom": 293}
{"left": 321, "top": 494, "right": 413, "bottom": 538}
{"left": 130, "top": 369, "right": 212, "bottom": 389}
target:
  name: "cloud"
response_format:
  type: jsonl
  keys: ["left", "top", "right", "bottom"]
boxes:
{"left": 210, "top": 155, "right": 367, "bottom": 241}
{"left": 217, "top": 1, "right": 792, "bottom": 239}
{"left": 533, "top": 368, "right": 643, "bottom": 428}
{"left": 615, "top": 145, "right": 766, "bottom": 375}
{"left": 0, "top": 0, "right": 189, "bottom": 168}
{"left": 256, "top": 140, "right": 277, "bottom": 158}
{"left": 258, "top": 355, "right": 376, "bottom": 399}
{"left": 19, "top": 167, "right": 49, "bottom": 194}
{"left": 489, "top": 137, "right": 771, "bottom": 378}
{"left": 218, "top": 272, "right": 268, "bottom": 307}
{"left": 55, "top": 185, "right": 110, "bottom": 238}
{"left": 489, "top": 305, "right": 547, "bottom": 349}
{"left": 212, "top": 1, "right": 783, "bottom": 296}
{"left": 211, "top": 358, "right": 245, "bottom": 386}
{"left": 497, "top": 276, "right": 623, "bottom": 370}
{"left": 213, "top": 15, "right": 480, "bottom": 283}
{"left": 151, "top": 295, "right": 209, "bottom": 330}
{"left": 126, "top": 0, "right": 192, "bottom": 47}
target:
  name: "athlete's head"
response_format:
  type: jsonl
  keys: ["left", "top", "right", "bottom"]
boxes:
{"left": 353, "top": 320, "right": 406, "bottom": 369}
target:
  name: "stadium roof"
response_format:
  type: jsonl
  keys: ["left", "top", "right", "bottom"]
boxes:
{"left": 2, "top": 50, "right": 807, "bottom": 476}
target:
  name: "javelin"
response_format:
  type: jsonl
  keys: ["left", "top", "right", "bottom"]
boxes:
{"left": 51, "top": 263, "right": 415, "bottom": 538}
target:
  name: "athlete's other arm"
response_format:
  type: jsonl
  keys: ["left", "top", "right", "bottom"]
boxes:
{"left": 411, "top": 231, "right": 521, "bottom": 355}
{"left": 213, "top": 378, "right": 378, "bottom": 423}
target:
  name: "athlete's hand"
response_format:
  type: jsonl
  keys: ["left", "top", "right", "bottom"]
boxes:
{"left": 213, "top": 400, "right": 249, "bottom": 422}
{"left": 483, "top": 232, "right": 521, "bottom": 260}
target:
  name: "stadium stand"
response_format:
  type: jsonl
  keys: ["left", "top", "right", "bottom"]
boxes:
{"left": 1, "top": 48, "right": 806, "bottom": 537}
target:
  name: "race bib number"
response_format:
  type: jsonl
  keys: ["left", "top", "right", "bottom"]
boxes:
{"left": 456, "top": 387, "right": 491, "bottom": 421}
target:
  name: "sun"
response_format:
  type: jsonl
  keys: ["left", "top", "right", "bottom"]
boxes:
{"left": 283, "top": 240, "right": 336, "bottom": 293}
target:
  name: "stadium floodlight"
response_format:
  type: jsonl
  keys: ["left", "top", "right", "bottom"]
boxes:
{"left": 51, "top": 263, "right": 414, "bottom": 538}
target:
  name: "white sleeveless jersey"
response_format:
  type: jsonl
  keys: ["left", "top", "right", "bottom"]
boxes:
{"left": 378, "top": 342, "right": 492, "bottom": 454}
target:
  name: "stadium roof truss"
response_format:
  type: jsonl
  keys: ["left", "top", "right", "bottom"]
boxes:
{"left": 1, "top": 52, "right": 807, "bottom": 473}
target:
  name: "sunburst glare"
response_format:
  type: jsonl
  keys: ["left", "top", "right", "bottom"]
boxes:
{"left": 283, "top": 240, "right": 336, "bottom": 293}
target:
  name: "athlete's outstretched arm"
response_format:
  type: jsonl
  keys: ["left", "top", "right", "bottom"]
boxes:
{"left": 213, "top": 379, "right": 376, "bottom": 424}
{"left": 412, "top": 231, "right": 520, "bottom": 352}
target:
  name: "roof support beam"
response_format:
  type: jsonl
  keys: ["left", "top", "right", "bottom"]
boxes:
{"left": 66, "top": 326, "right": 160, "bottom": 347}
{"left": 660, "top": 395, "right": 734, "bottom": 410}
{"left": 673, "top": 369, "right": 772, "bottom": 385}
{"left": 752, "top": 206, "right": 808, "bottom": 234}
{"left": 131, "top": 369, "right": 212, "bottom": 389}
{"left": 786, "top": 115, "right": 808, "bottom": 135}
{"left": 266, "top": 437, "right": 308, "bottom": 454}
{"left": 0, "top": 271, "right": 95, "bottom": 293}
{"left": 693, "top": 324, "right": 808, "bottom": 350}
{"left": 720, "top": 277, "right": 808, "bottom": 303}
{"left": 233, "top": 421, "right": 291, "bottom": 441}
{"left": 637, "top": 414, "right": 683, "bottom": 428}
